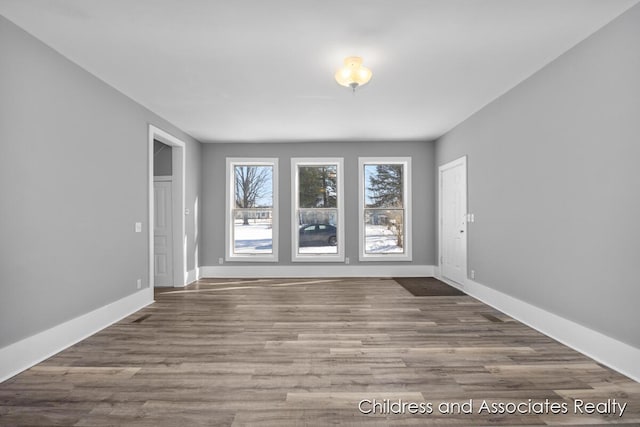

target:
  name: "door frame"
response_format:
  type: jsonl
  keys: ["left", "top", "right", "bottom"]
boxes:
{"left": 148, "top": 124, "right": 186, "bottom": 288}
{"left": 438, "top": 155, "right": 467, "bottom": 289}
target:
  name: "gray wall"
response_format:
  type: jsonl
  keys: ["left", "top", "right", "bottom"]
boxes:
{"left": 435, "top": 4, "right": 640, "bottom": 348}
{"left": 153, "top": 140, "right": 173, "bottom": 176}
{"left": 0, "top": 15, "right": 201, "bottom": 348}
{"left": 201, "top": 141, "right": 435, "bottom": 266}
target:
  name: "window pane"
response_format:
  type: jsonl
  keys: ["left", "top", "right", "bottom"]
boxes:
{"left": 298, "top": 165, "right": 337, "bottom": 208}
{"left": 364, "top": 164, "right": 403, "bottom": 208}
{"left": 233, "top": 209, "right": 273, "bottom": 254}
{"left": 364, "top": 209, "right": 404, "bottom": 254}
{"left": 233, "top": 165, "right": 274, "bottom": 255}
{"left": 297, "top": 209, "right": 338, "bottom": 254}
{"left": 297, "top": 208, "right": 337, "bottom": 226}
{"left": 235, "top": 165, "right": 273, "bottom": 208}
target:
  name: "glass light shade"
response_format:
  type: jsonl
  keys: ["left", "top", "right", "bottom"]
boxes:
{"left": 334, "top": 56, "right": 372, "bottom": 89}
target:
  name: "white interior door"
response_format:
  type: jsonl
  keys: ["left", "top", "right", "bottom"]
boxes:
{"left": 154, "top": 179, "right": 173, "bottom": 287}
{"left": 439, "top": 157, "right": 467, "bottom": 286}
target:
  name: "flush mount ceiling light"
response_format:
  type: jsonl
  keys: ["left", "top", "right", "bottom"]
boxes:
{"left": 334, "top": 56, "right": 372, "bottom": 92}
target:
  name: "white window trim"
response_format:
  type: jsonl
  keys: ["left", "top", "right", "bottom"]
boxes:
{"left": 358, "top": 157, "right": 412, "bottom": 262}
{"left": 291, "top": 158, "right": 345, "bottom": 263}
{"left": 225, "top": 158, "right": 279, "bottom": 262}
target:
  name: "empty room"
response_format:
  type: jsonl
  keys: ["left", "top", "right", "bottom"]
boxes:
{"left": 1, "top": 0, "right": 639, "bottom": 425}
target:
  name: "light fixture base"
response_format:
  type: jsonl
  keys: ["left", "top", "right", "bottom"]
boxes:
{"left": 335, "top": 56, "right": 372, "bottom": 91}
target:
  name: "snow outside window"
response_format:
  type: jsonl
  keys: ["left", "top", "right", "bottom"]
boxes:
{"left": 358, "top": 157, "right": 412, "bottom": 261}
{"left": 291, "top": 158, "right": 344, "bottom": 262}
{"left": 226, "top": 158, "right": 278, "bottom": 262}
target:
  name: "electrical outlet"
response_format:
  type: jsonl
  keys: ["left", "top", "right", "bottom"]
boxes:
{"left": 135, "top": 222, "right": 142, "bottom": 233}
{"left": 345, "top": 257, "right": 350, "bottom": 265}
{"left": 218, "top": 257, "right": 224, "bottom": 265}
{"left": 470, "top": 270, "right": 475, "bottom": 280}
{"left": 136, "top": 279, "right": 142, "bottom": 289}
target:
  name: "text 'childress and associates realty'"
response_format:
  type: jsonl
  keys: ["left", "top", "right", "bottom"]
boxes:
{"left": 358, "top": 398, "right": 628, "bottom": 417}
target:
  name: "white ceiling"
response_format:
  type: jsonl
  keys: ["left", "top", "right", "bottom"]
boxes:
{"left": 1, "top": 0, "right": 638, "bottom": 143}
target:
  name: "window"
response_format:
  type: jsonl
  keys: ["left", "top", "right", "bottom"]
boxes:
{"left": 359, "top": 157, "right": 412, "bottom": 261}
{"left": 226, "top": 158, "right": 278, "bottom": 261}
{"left": 291, "top": 158, "right": 344, "bottom": 262}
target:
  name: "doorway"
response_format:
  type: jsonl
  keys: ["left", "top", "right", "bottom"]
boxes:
{"left": 438, "top": 156, "right": 467, "bottom": 287}
{"left": 148, "top": 125, "right": 186, "bottom": 288}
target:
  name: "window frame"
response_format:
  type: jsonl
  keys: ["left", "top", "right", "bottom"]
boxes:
{"left": 291, "top": 157, "right": 345, "bottom": 262}
{"left": 358, "top": 157, "right": 412, "bottom": 261}
{"left": 225, "top": 157, "right": 279, "bottom": 262}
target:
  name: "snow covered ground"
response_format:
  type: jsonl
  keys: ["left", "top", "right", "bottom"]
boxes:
{"left": 233, "top": 221, "right": 402, "bottom": 254}
{"left": 364, "top": 225, "right": 404, "bottom": 253}
{"left": 233, "top": 221, "right": 273, "bottom": 253}
{"left": 299, "top": 246, "right": 337, "bottom": 254}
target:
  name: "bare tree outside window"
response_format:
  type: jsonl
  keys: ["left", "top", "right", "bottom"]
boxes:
{"left": 229, "top": 163, "right": 275, "bottom": 256}
{"left": 235, "top": 166, "right": 272, "bottom": 225}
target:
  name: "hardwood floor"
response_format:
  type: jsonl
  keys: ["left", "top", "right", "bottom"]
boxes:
{"left": 1, "top": 278, "right": 638, "bottom": 426}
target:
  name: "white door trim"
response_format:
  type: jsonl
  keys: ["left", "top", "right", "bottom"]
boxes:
{"left": 148, "top": 125, "right": 187, "bottom": 288}
{"left": 438, "top": 155, "right": 468, "bottom": 287}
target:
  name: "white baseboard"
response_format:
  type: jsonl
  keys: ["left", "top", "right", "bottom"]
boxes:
{"left": 460, "top": 277, "right": 640, "bottom": 383}
{"left": 155, "top": 269, "right": 199, "bottom": 288}
{"left": 0, "top": 288, "right": 154, "bottom": 383}
{"left": 186, "top": 268, "right": 199, "bottom": 285}
{"left": 200, "top": 264, "right": 435, "bottom": 278}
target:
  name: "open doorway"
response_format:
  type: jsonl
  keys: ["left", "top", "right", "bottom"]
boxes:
{"left": 148, "top": 125, "right": 186, "bottom": 288}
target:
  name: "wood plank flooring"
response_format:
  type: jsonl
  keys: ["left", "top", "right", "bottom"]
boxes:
{"left": 1, "top": 278, "right": 639, "bottom": 426}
